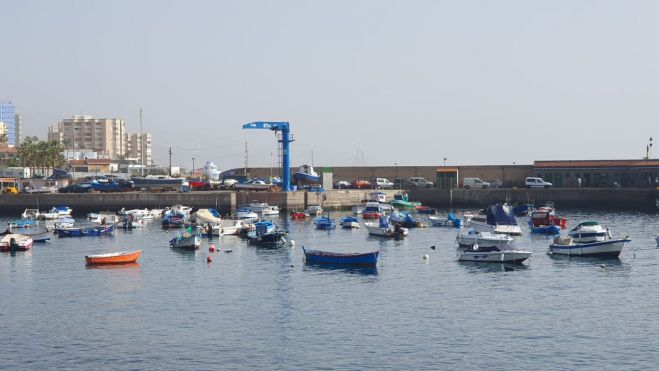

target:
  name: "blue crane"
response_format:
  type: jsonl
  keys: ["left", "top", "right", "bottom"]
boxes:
{"left": 242, "top": 121, "right": 293, "bottom": 192}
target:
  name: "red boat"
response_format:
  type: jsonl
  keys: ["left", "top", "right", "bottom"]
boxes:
{"left": 290, "top": 210, "right": 309, "bottom": 220}
{"left": 189, "top": 180, "right": 209, "bottom": 191}
{"left": 362, "top": 202, "right": 383, "bottom": 219}
{"left": 537, "top": 206, "right": 568, "bottom": 229}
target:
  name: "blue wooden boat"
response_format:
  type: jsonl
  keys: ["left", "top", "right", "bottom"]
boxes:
{"left": 429, "top": 212, "right": 462, "bottom": 228}
{"left": 56, "top": 225, "right": 114, "bottom": 237}
{"left": 303, "top": 247, "right": 379, "bottom": 266}
{"left": 245, "top": 220, "right": 286, "bottom": 246}
{"left": 314, "top": 215, "right": 336, "bottom": 230}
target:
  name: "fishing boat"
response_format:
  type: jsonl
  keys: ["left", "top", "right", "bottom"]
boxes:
{"left": 390, "top": 193, "right": 421, "bottom": 209}
{"left": 340, "top": 216, "right": 360, "bottom": 229}
{"left": 56, "top": 225, "right": 115, "bottom": 237}
{"left": 290, "top": 210, "right": 309, "bottom": 220}
{"left": 304, "top": 205, "right": 323, "bottom": 216}
{"left": 456, "top": 228, "right": 514, "bottom": 249}
{"left": 0, "top": 234, "right": 33, "bottom": 252}
{"left": 548, "top": 222, "right": 630, "bottom": 257}
{"left": 429, "top": 212, "right": 463, "bottom": 228}
{"left": 245, "top": 220, "right": 287, "bottom": 246}
{"left": 415, "top": 205, "right": 437, "bottom": 214}
{"left": 457, "top": 243, "right": 532, "bottom": 263}
{"left": 314, "top": 215, "right": 336, "bottom": 230}
{"left": 292, "top": 164, "right": 320, "bottom": 186}
{"left": 193, "top": 208, "right": 222, "bottom": 224}
{"left": 303, "top": 247, "right": 379, "bottom": 266}
{"left": 362, "top": 202, "right": 384, "bottom": 219}
{"left": 53, "top": 216, "right": 75, "bottom": 229}
{"left": 21, "top": 208, "right": 41, "bottom": 220}
{"left": 528, "top": 210, "right": 561, "bottom": 234}
{"left": 169, "top": 231, "right": 201, "bottom": 250}
{"left": 364, "top": 215, "right": 408, "bottom": 238}
{"left": 467, "top": 204, "right": 522, "bottom": 236}
{"left": 389, "top": 212, "right": 421, "bottom": 228}
{"left": 85, "top": 250, "right": 142, "bottom": 265}
{"left": 161, "top": 210, "right": 187, "bottom": 228}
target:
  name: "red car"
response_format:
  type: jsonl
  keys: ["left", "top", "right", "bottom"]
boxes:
{"left": 351, "top": 180, "right": 372, "bottom": 189}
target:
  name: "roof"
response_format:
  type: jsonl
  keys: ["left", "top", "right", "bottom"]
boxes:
{"left": 534, "top": 159, "right": 659, "bottom": 169}
{"left": 69, "top": 159, "right": 113, "bottom": 166}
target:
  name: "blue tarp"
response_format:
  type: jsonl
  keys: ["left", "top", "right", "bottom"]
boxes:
{"left": 486, "top": 204, "right": 518, "bottom": 226}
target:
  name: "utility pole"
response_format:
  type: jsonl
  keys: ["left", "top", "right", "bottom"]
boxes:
{"left": 244, "top": 141, "right": 248, "bottom": 176}
{"left": 169, "top": 147, "right": 172, "bottom": 177}
{"left": 192, "top": 157, "right": 195, "bottom": 178}
{"left": 140, "top": 108, "right": 144, "bottom": 176}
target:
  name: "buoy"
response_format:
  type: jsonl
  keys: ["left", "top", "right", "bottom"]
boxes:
{"left": 423, "top": 254, "right": 429, "bottom": 261}
{"left": 209, "top": 244, "right": 216, "bottom": 253}
{"left": 207, "top": 256, "right": 213, "bottom": 263}
{"left": 289, "top": 239, "right": 296, "bottom": 247}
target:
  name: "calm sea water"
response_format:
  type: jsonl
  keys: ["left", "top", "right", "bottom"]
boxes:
{"left": 1, "top": 209, "right": 659, "bottom": 370}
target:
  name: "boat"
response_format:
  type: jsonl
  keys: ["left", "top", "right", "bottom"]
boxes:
{"left": 340, "top": 216, "right": 360, "bottom": 229}
{"left": 247, "top": 202, "right": 280, "bottom": 216}
{"left": 39, "top": 210, "right": 60, "bottom": 220}
{"left": 512, "top": 203, "right": 534, "bottom": 217}
{"left": 389, "top": 212, "right": 421, "bottom": 228}
{"left": 362, "top": 202, "right": 384, "bottom": 219}
{"left": 457, "top": 243, "right": 532, "bottom": 263}
{"left": 567, "top": 221, "right": 609, "bottom": 243}
{"left": 90, "top": 179, "right": 133, "bottom": 192}
{"left": 467, "top": 204, "right": 522, "bottom": 236}
{"left": 161, "top": 213, "right": 186, "bottom": 228}
{"left": 304, "top": 205, "right": 323, "bottom": 216}
{"left": 10, "top": 227, "right": 51, "bottom": 242}
{"left": 245, "top": 220, "right": 287, "bottom": 246}
{"left": 290, "top": 210, "right": 309, "bottom": 220}
{"left": 352, "top": 205, "right": 364, "bottom": 215}
{"left": 548, "top": 222, "right": 630, "bottom": 257}
{"left": 528, "top": 210, "right": 561, "bottom": 234}
{"left": 205, "top": 219, "right": 246, "bottom": 236}
{"left": 390, "top": 193, "right": 422, "bottom": 209}
{"left": 429, "top": 212, "right": 463, "bottom": 228}
{"left": 118, "top": 208, "right": 151, "bottom": 219}
{"left": 56, "top": 225, "right": 115, "bottom": 237}
{"left": 364, "top": 215, "right": 408, "bottom": 238}
{"left": 456, "top": 228, "right": 514, "bottom": 249}
{"left": 366, "top": 191, "right": 387, "bottom": 203}
{"left": 22, "top": 208, "right": 41, "bottom": 220}
{"left": 131, "top": 175, "right": 186, "bottom": 191}
{"left": 235, "top": 207, "right": 259, "bottom": 222}
{"left": 169, "top": 232, "right": 201, "bottom": 250}
{"left": 314, "top": 215, "right": 336, "bottom": 230}
{"left": 53, "top": 216, "right": 75, "bottom": 229}
{"left": 303, "top": 247, "right": 379, "bottom": 266}
{"left": 24, "top": 185, "right": 58, "bottom": 194}
{"left": 85, "top": 250, "right": 142, "bottom": 265}
{"left": 193, "top": 208, "right": 222, "bottom": 224}
{"left": 116, "top": 217, "right": 144, "bottom": 230}
{"left": 0, "top": 234, "right": 33, "bottom": 252}
{"left": 292, "top": 164, "right": 320, "bottom": 186}
{"left": 415, "top": 205, "right": 437, "bottom": 214}
{"left": 8, "top": 219, "right": 36, "bottom": 229}
{"left": 50, "top": 205, "right": 73, "bottom": 216}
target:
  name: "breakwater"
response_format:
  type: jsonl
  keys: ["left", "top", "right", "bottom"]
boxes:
{"left": 0, "top": 188, "right": 657, "bottom": 214}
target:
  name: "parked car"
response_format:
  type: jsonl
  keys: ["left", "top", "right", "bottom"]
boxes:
{"left": 486, "top": 180, "right": 503, "bottom": 189}
{"left": 407, "top": 177, "right": 434, "bottom": 188}
{"left": 351, "top": 179, "right": 372, "bottom": 189}
{"left": 393, "top": 178, "right": 412, "bottom": 189}
{"left": 333, "top": 180, "right": 351, "bottom": 189}
{"left": 58, "top": 183, "right": 92, "bottom": 193}
{"left": 372, "top": 177, "right": 394, "bottom": 189}
{"left": 462, "top": 177, "right": 490, "bottom": 189}
{"left": 525, "top": 177, "right": 552, "bottom": 189}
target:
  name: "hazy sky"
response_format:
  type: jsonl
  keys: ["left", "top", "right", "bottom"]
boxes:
{"left": 3, "top": 1, "right": 658, "bottom": 170}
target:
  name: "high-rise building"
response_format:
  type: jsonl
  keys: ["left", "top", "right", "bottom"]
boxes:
{"left": 48, "top": 116, "right": 126, "bottom": 159}
{"left": 0, "top": 101, "right": 16, "bottom": 145}
{"left": 124, "top": 132, "right": 153, "bottom": 165}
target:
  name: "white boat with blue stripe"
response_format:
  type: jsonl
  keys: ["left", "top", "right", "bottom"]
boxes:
{"left": 549, "top": 221, "right": 630, "bottom": 258}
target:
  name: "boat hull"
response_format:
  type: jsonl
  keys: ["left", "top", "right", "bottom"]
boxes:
{"left": 303, "top": 247, "right": 378, "bottom": 266}
{"left": 85, "top": 250, "right": 142, "bottom": 265}
{"left": 548, "top": 239, "right": 630, "bottom": 257}
{"left": 364, "top": 223, "right": 408, "bottom": 238}
{"left": 529, "top": 224, "right": 561, "bottom": 234}
{"left": 169, "top": 234, "right": 201, "bottom": 249}
{"left": 458, "top": 250, "right": 532, "bottom": 263}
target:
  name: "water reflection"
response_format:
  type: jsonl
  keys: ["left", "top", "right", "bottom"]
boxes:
{"left": 302, "top": 261, "right": 379, "bottom": 276}
{"left": 458, "top": 260, "right": 530, "bottom": 273}
{"left": 86, "top": 262, "right": 141, "bottom": 270}
{"left": 548, "top": 253, "right": 624, "bottom": 265}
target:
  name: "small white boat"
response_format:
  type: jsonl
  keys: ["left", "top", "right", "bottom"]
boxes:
{"left": 169, "top": 232, "right": 201, "bottom": 250}
{"left": 340, "top": 216, "right": 360, "bottom": 229}
{"left": 149, "top": 209, "right": 164, "bottom": 218}
{"left": 305, "top": 205, "right": 323, "bottom": 216}
{"left": 119, "top": 208, "right": 151, "bottom": 219}
{"left": 246, "top": 202, "right": 280, "bottom": 216}
{"left": 352, "top": 205, "right": 364, "bottom": 215}
{"left": 22, "top": 208, "right": 41, "bottom": 220}
{"left": 0, "top": 234, "right": 34, "bottom": 251}
{"left": 235, "top": 207, "right": 259, "bottom": 221}
{"left": 193, "top": 208, "right": 222, "bottom": 224}
{"left": 567, "top": 221, "right": 609, "bottom": 243}
{"left": 456, "top": 228, "right": 514, "bottom": 249}
{"left": 50, "top": 206, "right": 73, "bottom": 216}
{"left": 364, "top": 216, "right": 408, "bottom": 238}
{"left": 207, "top": 219, "right": 246, "bottom": 236}
{"left": 458, "top": 243, "right": 532, "bottom": 263}
{"left": 467, "top": 204, "right": 522, "bottom": 236}
{"left": 39, "top": 211, "right": 59, "bottom": 220}
{"left": 53, "top": 217, "right": 75, "bottom": 229}
{"left": 549, "top": 233, "right": 631, "bottom": 258}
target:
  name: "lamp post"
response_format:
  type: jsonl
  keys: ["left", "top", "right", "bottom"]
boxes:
{"left": 443, "top": 157, "right": 447, "bottom": 167}
{"left": 192, "top": 157, "right": 195, "bottom": 178}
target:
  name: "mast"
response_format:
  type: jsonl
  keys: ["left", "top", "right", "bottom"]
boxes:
{"left": 140, "top": 108, "right": 144, "bottom": 176}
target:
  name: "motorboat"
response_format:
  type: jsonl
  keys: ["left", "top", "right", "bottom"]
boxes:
{"left": 161, "top": 212, "right": 186, "bottom": 228}
{"left": 292, "top": 164, "right": 320, "bottom": 186}
{"left": 305, "top": 205, "right": 323, "bottom": 216}
{"left": 169, "top": 232, "right": 201, "bottom": 250}
{"left": 149, "top": 209, "right": 164, "bottom": 218}
{"left": 364, "top": 216, "right": 408, "bottom": 238}
{"left": 39, "top": 210, "right": 60, "bottom": 220}
{"left": 390, "top": 193, "right": 421, "bottom": 210}
{"left": 458, "top": 243, "right": 532, "bottom": 263}
{"left": 567, "top": 221, "right": 609, "bottom": 243}
{"left": 50, "top": 206, "right": 73, "bottom": 216}
{"left": 340, "top": 216, "right": 360, "bottom": 229}
{"left": 85, "top": 250, "right": 142, "bottom": 265}
{"left": 366, "top": 191, "right": 387, "bottom": 203}
{"left": 456, "top": 228, "right": 514, "bottom": 249}
{"left": 56, "top": 225, "right": 114, "bottom": 237}
{"left": 9, "top": 219, "right": 36, "bottom": 229}
{"left": 235, "top": 207, "right": 259, "bottom": 222}
{"left": 528, "top": 210, "right": 561, "bottom": 235}
{"left": 303, "top": 247, "right": 378, "bottom": 266}
{"left": 352, "top": 205, "right": 364, "bottom": 215}
{"left": 249, "top": 202, "right": 280, "bottom": 216}
{"left": 245, "top": 220, "right": 287, "bottom": 247}
{"left": 467, "top": 204, "right": 522, "bottom": 236}
{"left": 118, "top": 208, "right": 151, "bottom": 219}
{"left": 362, "top": 202, "right": 384, "bottom": 219}
{"left": 0, "top": 234, "right": 33, "bottom": 252}
{"left": 429, "top": 212, "right": 462, "bottom": 228}
{"left": 10, "top": 226, "right": 51, "bottom": 242}
{"left": 53, "top": 217, "right": 75, "bottom": 229}
{"left": 206, "top": 219, "right": 246, "bottom": 236}
{"left": 389, "top": 212, "right": 421, "bottom": 228}
{"left": 314, "top": 215, "right": 336, "bottom": 230}
{"left": 193, "top": 208, "right": 222, "bottom": 224}
{"left": 290, "top": 210, "right": 309, "bottom": 220}
{"left": 21, "top": 208, "right": 41, "bottom": 220}
{"left": 415, "top": 206, "right": 437, "bottom": 215}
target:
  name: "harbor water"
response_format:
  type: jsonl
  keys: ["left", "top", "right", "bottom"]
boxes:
{"left": 2, "top": 209, "right": 659, "bottom": 370}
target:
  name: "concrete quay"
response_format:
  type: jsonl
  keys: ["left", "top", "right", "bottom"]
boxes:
{"left": 0, "top": 188, "right": 656, "bottom": 215}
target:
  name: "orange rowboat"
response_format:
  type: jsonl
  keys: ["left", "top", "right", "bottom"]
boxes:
{"left": 85, "top": 250, "right": 142, "bottom": 265}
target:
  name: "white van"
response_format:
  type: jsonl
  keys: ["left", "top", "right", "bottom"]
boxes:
{"left": 462, "top": 178, "right": 490, "bottom": 189}
{"left": 525, "top": 177, "right": 552, "bottom": 188}
{"left": 373, "top": 178, "right": 394, "bottom": 189}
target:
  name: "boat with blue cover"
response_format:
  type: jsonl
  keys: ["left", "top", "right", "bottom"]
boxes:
{"left": 340, "top": 216, "right": 360, "bottom": 229}
{"left": 314, "top": 214, "right": 336, "bottom": 230}
{"left": 303, "top": 247, "right": 379, "bottom": 266}
{"left": 245, "top": 220, "right": 287, "bottom": 246}
{"left": 429, "top": 212, "right": 462, "bottom": 227}
{"left": 389, "top": 212, "right": 421, "bottom": 228}
{"left": 468, "top": 204, "right": 522, "bottom": 236}
{"left": 56, "top": 225, "right": 114, "bottom": 237}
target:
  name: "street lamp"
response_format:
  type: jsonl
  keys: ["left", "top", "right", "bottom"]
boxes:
{"left": 192, "top": 157, "right": 195, "bottom": 178}
{"left": 443, "top": 157, "right": 447, "bottom": 167}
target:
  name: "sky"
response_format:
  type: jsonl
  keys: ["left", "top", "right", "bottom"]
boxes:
{"left": 2, "top": 0, "right": 658, "bottom": 170}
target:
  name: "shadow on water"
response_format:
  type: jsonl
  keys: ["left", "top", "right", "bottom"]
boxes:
{"left": 170, "top": 247, "right": 200, "bottom": 259}
{"left": 302, "top": 261, "right": 379, "bottom": 276}
{"left": 458, "top": 261, "right": 530, "bottom": 273}
{"left": 548, "top": 253, "right": 624, "bottom": 266}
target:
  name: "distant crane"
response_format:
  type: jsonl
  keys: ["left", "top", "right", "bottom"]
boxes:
{"left": 242, "top": 121, "right": 293, "bottom": 192}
